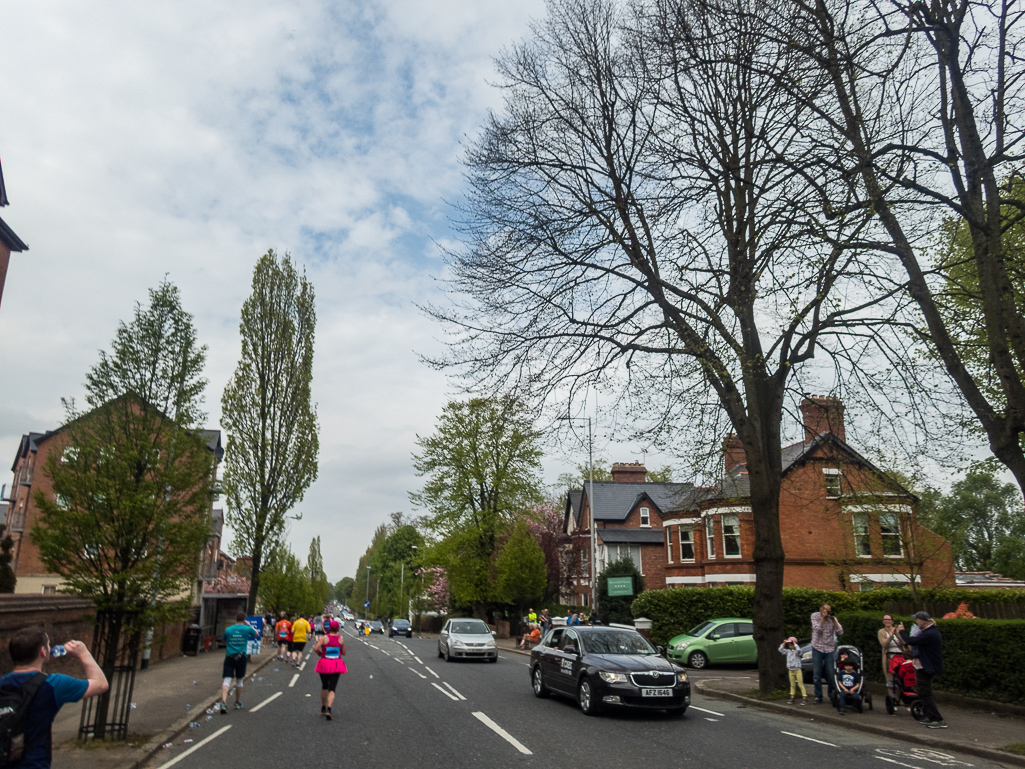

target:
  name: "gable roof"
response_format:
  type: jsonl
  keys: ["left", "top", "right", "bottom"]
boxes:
{"left": 571, "top": 481, "right": 694, "bottom": 523}
{"left": 0, "top": 216, "right": 28, "bottom": 253}
{"left": 563, "top": 489, "right": 584, "bottom": 533}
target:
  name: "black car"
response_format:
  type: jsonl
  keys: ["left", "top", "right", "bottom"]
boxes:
{"left": 529, "top": 626, "right": 690, "bottom": 716}
{"left": 390, "top": 618, "right": 413, "bottom": 638}
{"left": 369, "top": 620, "right": 385, "bottom": 634}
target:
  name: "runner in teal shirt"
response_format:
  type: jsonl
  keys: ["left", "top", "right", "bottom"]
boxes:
{"left": 220, "top": 613, "right": 259, "bottom": 713}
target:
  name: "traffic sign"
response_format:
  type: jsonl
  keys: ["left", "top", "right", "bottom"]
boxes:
{"left": 364, "top": 600, "right": 371, "bottom": 608}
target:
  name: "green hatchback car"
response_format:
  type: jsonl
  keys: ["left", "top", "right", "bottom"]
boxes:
{"left": 666, "top": 618, "right": 756, "bottom": 669}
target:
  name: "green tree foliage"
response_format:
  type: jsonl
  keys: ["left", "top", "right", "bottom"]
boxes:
{"left": 597, "top": 557, "right": 645, "bottom": 625}
{"left": 0, "top": 524, "right": 16, "bottom": 593}
{"left": 31, "top": 281, "right": 213, "bottom": 739}
{"left": 495, "top": 521, "right": 547, "bottom": 610}
{"left": 258, "top": 547, "right": 321, "bottom": 617}
{"left": 221, "top": 250, "right": 319, "bottom": 613}
{"left": 410, "top": 396, "right": 543, "bottom": 613}
{"left": 375, "top": 524, "right": 424, "bottom": 618}
{"left": 919, "top": 464, "right": 1025, "bottom": 580}
{"left": 351, "top": 524, "right": 388, "bottom": 616}
{"left": 307, "top": 536, "right": 332, "bottom": 606}
{"left": 334, "top": 576, "right": 355, "bottom": 604}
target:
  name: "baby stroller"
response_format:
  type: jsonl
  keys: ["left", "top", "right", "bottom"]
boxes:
{"left": 885, "top": 653, "right": 925, "bottom": 720}
{"left": 829, "top": 644, "right": 873, "bottom": 712}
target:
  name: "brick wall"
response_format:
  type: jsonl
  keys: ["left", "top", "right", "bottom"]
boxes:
{"left": 6, "top": 434, "right": 64, "bottom": 588}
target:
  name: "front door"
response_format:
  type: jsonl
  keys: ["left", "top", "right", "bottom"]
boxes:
{"left": 540, "top": 629, "right": 567, "bottom": 692}
{"left": 707, "top": 622, "right": 739, "bottom": 662}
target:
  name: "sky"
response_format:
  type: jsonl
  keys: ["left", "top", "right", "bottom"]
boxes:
{"left": 0, "top": 0, "right": 689, "bottom": 582}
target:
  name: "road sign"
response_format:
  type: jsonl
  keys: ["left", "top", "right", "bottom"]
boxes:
{"left": 607, "top": 576, "right": 634, "bottom": 597}
{"left": 246, "top": 615, "right": 264, "bottom": 656}
{"left": 364, "top": 600, "right": 371, "bottom": 608}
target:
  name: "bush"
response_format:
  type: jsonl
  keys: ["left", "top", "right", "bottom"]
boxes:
{"left": 630, "top": 585, "right": 1025, "bottom": 647}
{"left": 597, "top": 558, "right": 645, "bottom": 625}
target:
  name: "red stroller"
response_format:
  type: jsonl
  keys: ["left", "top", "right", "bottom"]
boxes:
{"left": 885, "top": 653, "right": 925, "bottom": 721}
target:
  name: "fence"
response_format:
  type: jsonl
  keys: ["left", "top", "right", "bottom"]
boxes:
{"left": 883, "top": 601, "right": 1025, "bottom": 620}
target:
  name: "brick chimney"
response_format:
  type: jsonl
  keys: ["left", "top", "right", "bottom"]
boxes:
{"left": 800, "top": 396, "right": 846, "bottom": 442}
{"left": 611, "top": 461, "right": 647, "bottom": 483}
{"left": 723, "top": 434, "right": 746, "bottom": 473}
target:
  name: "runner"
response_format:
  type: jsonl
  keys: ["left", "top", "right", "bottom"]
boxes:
{"left": 220, "top": 612, "right": 259, "bottom": 713}
{"left": 290, "top": 614, "right": 312, "bottom": 666}
{"left": 313, "top": 619, "right": 347, "bottom": 721}
{"left": 274, "top": 612, "right": 292, "bottom": 660}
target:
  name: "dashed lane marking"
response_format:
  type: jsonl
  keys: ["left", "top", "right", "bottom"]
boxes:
{"left": 154, "top": 725, "right": 232, "bottom": 769}
{"left": 424, "top": 666, "right": 440, "bottom": 679}
{"left": 442, "top": 681, "right": 466, "bottom": 701}
{"left": 299, "top": 661, "right": 307, "bottom": 671}
{"left": 472, "top": 712, "right": 532, "bottom": 755}
{"left": 781, "top": 731, "right": 839, "bottom": 748}
{"left": 408, "top": 667, "right": 428, "bottom": 679}
{"left": 288, "top": 673, "right": 300, "bottom": 688}
{"left": 250, "top": 691, "right": 283, "bottom": 713}
{"left": 432, "top": 682, "right": 460, "bottom": 701}
{"left": 689, "top": 705, "right": 725, "bottom": 717}
{"left": 413, "top": 656, "right": 423, "bottom": 664}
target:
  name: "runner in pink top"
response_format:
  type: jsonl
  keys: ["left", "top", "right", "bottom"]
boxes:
{"left": 313, "top": 620, "right": 347, "bottom": 720}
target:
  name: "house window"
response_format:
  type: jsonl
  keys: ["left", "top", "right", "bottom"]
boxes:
{"left": 666, "top": 527, "right": 674, "bottom": 563}
{"left": 55, "top": 495, "right": 70, "bottom": 510}
{"left": 640, "top": 507, "right": 650, "bottom": 527}
{"left": 824, "top": 468, "right": 842, "bottom": 497}
{"left": 852, "top": 512, "right": 871, "bottom": 556}
{"left": 581, "top": 593, "right": 588, "bottom": 606}
{"left": 581, "top": 548, "right": 589, "bottom": 578}
{"left": 705, "top": 517, "right": 716, "bottom": 559}
{"left": 41, "top": 585, "right": 58, "bottom": 595}
{"left": 679, "top": 529, "right": 695, "bottom": 561}
{"left": 880, "top": 512, "right": 903, "bottom": 557}
{"left": 722, "top": 513, "right": 741, "bottom": 557}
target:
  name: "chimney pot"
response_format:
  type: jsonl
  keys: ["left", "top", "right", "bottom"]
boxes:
{"left": 800, "top": 396, "right": 846, "bottom": 442}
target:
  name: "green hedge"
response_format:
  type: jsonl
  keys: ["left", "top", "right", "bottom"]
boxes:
{"left": 630, "top": 585, "right": 1025, "bottom": 647}
{"left": 838, "top": 612, "right": 1025, "bottom": 705}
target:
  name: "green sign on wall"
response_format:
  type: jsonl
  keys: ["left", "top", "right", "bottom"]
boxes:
{"left": 607, "top": 576, "right": 634, "bottom": 597}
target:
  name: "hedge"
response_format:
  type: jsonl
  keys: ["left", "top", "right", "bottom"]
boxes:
{"left": 629, "top": 585, "right": 1025, "bottom": 648}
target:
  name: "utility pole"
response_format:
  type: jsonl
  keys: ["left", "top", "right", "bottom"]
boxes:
{"left": 365, "top": 565, "right": 371, "bottom": 615}
{"left": 399, "top": 562, "right": 405, "bottom": 621}
{"left": 561, "top": 415, "right": 596, "bottom": 612}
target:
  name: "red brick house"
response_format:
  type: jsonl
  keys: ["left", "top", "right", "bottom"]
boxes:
{"left": 661, "top": 397, "right": 954, "bottom": 591}
{"left": 563, "top": 462, "right": 693, "bottom": 604}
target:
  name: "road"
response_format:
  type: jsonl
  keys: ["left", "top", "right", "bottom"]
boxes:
{"left": 145, "top": 629, "right": 1003, "bottom": 769}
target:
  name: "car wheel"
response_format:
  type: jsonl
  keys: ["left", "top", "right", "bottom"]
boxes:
{"left": 578, "top": 677, "right": 601, "bottom": 716}
{"left": 489, "top": 655, "right": 498, "bottom": 663}
{"left": 437, "top": 644, "right": 444, "bottom": 659}
{"left": 688, "top": 651, "right": 709, "bottom": 670}
{"left": 445, "top": 646, "right": 452, "bottom": 662}
{"left": 532, "top": 666, "right": 550, "bottom": 698}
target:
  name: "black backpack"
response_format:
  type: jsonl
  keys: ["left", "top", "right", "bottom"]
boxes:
{"left": 0, "top": 672, "right": 46, "bottom": 768}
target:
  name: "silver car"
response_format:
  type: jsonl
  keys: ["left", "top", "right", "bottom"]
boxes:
{"left": 437, "top": 618, "right": 499, "bottom": 662}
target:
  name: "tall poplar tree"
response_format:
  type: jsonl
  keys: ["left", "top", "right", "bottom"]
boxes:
{"left": 222, "top": 250, "right": 319, "bottom": 613}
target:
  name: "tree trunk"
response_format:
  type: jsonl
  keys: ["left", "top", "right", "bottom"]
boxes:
{"left": 248, "top": 542, "right": 262, "bottom": 615}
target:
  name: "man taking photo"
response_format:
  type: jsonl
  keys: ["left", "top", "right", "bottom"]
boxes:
{"left": 1, "top": 627, "right": 108, "bottom": 769}
{"left": 809, "top": 603, "right": 843, "bottom": 704}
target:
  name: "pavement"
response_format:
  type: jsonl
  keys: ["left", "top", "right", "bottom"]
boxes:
{"left": 47, "top": 633, "right": 1025, "bottom": 768}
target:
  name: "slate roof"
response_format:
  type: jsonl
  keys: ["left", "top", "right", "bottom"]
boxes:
{"left": 0, "top": 217, "right": 28, "bottom": 252}
{"left": 597, "top": 529, "right": 666, "bottom": 544}
{"left": 586, "top": 481, "right": 694, "bottom": 522}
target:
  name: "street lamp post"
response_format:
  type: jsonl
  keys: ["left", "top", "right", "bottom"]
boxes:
{"left": 561, "top": 415, "right": 596, "bottom": 612}
{"left": 365, "top": 565, "right": 371, "bottom": 616}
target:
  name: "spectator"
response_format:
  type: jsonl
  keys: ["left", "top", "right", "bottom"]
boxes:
{"left": 527, "top": 608, "right": 537, "bottom": 626}
{"left": 0, "top": 627, "right": 108, "bottom": 769}
{"left": 877, "top": 614, "right": 905, "bottom": 690}
{"left": 835, "top": 659, "right": 861, "bottom": 715}
{"left": 898, "top": 612, "right": 946, "bottom": 729}
{"left": 778, "top": 637, "right": 808, "bottom": 705}
{"left": 540, "top": 609, "right": 552, "bottom": 632}
{"left": 518, "top": 624, "right": 541, "bottom": 649}
{"left": 809, "top": 603, "right": 843, "bottom": 704}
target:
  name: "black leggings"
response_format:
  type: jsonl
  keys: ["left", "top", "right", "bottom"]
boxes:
{"left": 319, "top": 673, "right": 341, "bottom": 692}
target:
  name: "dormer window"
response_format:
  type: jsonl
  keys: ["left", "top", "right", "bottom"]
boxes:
{"left": 824, "top": 468, "right": 842, "bottom": 498}
{"left": 640, "top": 507, "right": 650, "bottom": 527}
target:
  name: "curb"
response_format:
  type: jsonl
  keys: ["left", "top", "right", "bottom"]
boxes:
{"left": 695, "top": 680, "right": 1025, "bottom": 769}
{"left": 128, "top": 652, "right": 280, "bottom": 769}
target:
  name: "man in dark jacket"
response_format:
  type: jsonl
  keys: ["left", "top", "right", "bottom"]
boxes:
{"left": 898, "top": 611, "right": 946, "bottom": 728}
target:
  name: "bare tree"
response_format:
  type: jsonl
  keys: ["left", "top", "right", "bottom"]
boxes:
{"left": 428, "top": 0, "right": 894, "bottom": 691}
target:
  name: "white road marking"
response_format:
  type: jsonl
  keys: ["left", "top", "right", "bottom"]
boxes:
{"left": 689, "top": 705, "right": 725, "bottom": 716}
{"left": 432, "top": 682, "right": 460, "bottom": 701}
{"left": 408, "top": 667, "right": 428, "bottom": 679}
{"left": 782, "top": 731, "right": 839, "bottom": 748}
{"left": 250, "top": 691, "right": 283, "bottom": 713}
{"left": 288, "top": 673, "right": 300, "bottom": 688}
{"left": 875, "top": 758, "right": 922, "bottom": 769}
{"left": 704, "top": 717, "right": 719, "bottom": 721}
{"left": 369, "top": 644, "right": 379, "bottom": 650}
{"left": 413, "top": 656, "right": 423, "bottom": 664}
{"left": 472, "top": 712, "right": 533, "bottom": 755}
{"left": 299, "top": 661, "right": 307, "bottom": 671}
{"left": 154, "top": 725, "right": 232, "bottom": 769}
{"left": 442, "top": 681, "right": 467, "bottom": 700}
{"left": 425, "top": 666, "right": 440, "bottom": 679}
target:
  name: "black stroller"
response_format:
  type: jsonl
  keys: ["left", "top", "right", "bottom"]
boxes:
{"left": 828, "top": 644, "right": 873, "bottom": 713}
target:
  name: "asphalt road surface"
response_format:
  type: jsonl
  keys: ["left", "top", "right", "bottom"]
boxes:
{"left": 145, "top": 630, "right": 1004, "bottom": 769}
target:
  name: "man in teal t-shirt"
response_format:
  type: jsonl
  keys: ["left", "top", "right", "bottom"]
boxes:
{"left": 219, "top": 612, "right": 259, "bottom": 713}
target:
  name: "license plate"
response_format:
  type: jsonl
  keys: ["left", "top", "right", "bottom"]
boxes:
{"left": 641, "top": 688, "right": 673, "bottom": 697}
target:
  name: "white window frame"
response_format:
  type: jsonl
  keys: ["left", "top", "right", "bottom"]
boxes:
{"left": 705, "top": 517, "right": 716, "bottom": 559}
{"left": 640, "top": 506, "right": 650, "bottom": 527}
{"left": 666, "top": 527, "right": 674, "bottom": 563}
{"left": 679, "top": 528, "right": 695, "bottom": 562}
{"left": 721, "top": 513, "right": 741, "bottom": 557}
{"left": 824, "top": 468, "right": 842, "bottom": 498}
{"left": 852, "top": 512, "right": 871, "bottom": 557}
{"left": 879, "top": 512, "right": 904, "bottom": 558}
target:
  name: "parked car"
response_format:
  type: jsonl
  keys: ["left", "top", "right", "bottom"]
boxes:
{"left": 438, "top": 618, "right": 498, "bottom": 662}
{"left": 530, "top": 625, "right": 690, "bottom": 716}
{"left": 369, "top": 620, "right": 385, "bottom": 634}
{"left": 666, "top": 618, "right": 756, "bottom": 669}
{"left": 390, "top": 618, "right": 413, "bottom": 638}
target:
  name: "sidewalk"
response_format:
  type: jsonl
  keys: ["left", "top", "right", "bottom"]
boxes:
{"left": 696, "top": 675, "right": 1025, "bottom": 767}
{"left": 51, "top": 643, "right": 280, "bottom": 769}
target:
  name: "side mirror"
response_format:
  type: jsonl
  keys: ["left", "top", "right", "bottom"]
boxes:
{"left": 710, "top": 634, "right": 721, "bottom": 641}
{"left": 657, "top": 645, "right": 666, "bottom": 657}
{"left": 492, "top": 631, "right": 497, "bottom": 636}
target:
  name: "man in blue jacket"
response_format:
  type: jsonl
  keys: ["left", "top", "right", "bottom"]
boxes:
{"left": 898, "top": 611, "right": 946, "bottom": 729}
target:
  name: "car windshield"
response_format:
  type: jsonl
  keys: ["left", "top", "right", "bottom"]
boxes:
{"left": 687, "top": 621, "right": 716, "bottom": 637}
{"left": 393, "top": 620, "right": 410, "bottom": 627}
{"left": 451, "top": 621, "right": 490, "bottom": 634}
{"left": 581, "top": 630, "right": 656, "bottom": 655}
{"left": 370, "top": 621, "right": 383, "bottom": 628}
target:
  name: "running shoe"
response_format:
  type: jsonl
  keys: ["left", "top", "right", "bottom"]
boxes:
{"left": 219, "top": 702, "right": 227, "bottom": 714}
{"left": 234, "top": 701, "right": 244, "bottom": 710}
{"left": 926, "top": 720, "right": 948, "bottom": 729}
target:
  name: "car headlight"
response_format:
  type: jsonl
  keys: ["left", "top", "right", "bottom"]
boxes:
{"left": 801, "top": 651, "right": 812, "bottom": 662}
{"left": 677, "top": 672, "right": 688, "bottom": 683}
{"left": 674, "top": 641, "right": 690, "bottom": 652}
{"left": 452, "top": 640, "right": 466, "bottom": 648}
{"left": 485, "top": 640, "right": 496, "bottom": 647}
{"left": 599, "top": 672, "right": 629, "bottom": 684}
